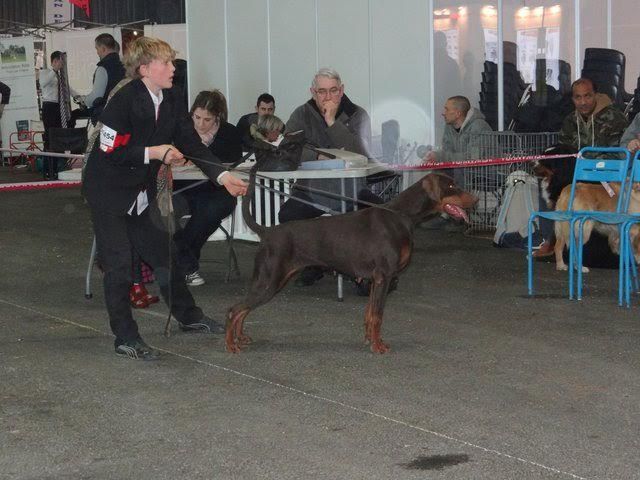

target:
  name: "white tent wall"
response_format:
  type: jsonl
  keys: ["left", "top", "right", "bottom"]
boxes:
{"left": 186, "top": 0, "right": 227, "bottom": 108}
{"left": 45, "top": 28, "right": 123, "bottom": 99}
{"left": 186, "top": 0, "right": 434, "bottom": 153}
{"left": 143, "top": 24, "right": 187, "bottom": 60}
{"left": 185, "top": 0, "right": 640, "bottom": 155}
{"left": 226, "top": 0, "right": 270, "bottom": 121}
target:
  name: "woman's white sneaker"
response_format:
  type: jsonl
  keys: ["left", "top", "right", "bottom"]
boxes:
{"left": 185, "top": 271, "right": 205, "bottom": 286}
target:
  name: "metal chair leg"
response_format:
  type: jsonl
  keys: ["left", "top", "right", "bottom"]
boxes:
{"left": 85, "top": 236, "right": 97, "bottom": 299}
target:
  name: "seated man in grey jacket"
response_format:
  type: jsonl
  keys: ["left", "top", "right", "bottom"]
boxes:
{"left": 423, "top": 95, "right": 492, "bottom": 230}
{"left": 278, "top": 67, "right": 382, "bottom": 289}
{"left": 621, "top": 112, "right": 640, "bottom": 154}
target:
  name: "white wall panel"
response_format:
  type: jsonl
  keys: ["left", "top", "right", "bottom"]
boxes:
{"left": 370, "top": 0, "right": 431, "bottom": 146}
{"left": 144, "top": 24, "right": 187, "bottom": 60}
{"left": 186, "top": 0, "right": 226, "bottom": 106}
{"left": 47, "top": 27, "right": 122, "bottom": 95}
{"left": 317, "top": 0, "right": 371, "bottom": 114}
{"left": 227, "top": 0, "right": 270, "bottom": 123}
{"left": 187, "top": 0, "right": 434, "bottom": 150}
{"left": 268, "top": 0, "right": 317, "bottom": 124}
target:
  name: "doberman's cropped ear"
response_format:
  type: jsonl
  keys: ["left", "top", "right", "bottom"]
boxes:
{"left": 421, "top": 174, "right": 442, "bottom": 203}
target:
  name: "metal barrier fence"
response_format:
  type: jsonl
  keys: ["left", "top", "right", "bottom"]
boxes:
{"left": 463, "top": 131, "right": 559, "bottom": 234}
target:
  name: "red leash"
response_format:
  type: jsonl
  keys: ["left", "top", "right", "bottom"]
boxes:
{"left": 389, "top": 153, "right": 578, "bottom": 171}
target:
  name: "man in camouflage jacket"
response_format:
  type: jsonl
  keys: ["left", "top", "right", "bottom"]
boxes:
{"left": 558, "top": 78, "right": 628, "bottom": 152}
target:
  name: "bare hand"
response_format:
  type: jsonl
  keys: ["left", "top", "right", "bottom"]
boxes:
{"left": 628, "top": 138, "right": 640, "bottom": 153}
{"left": 220, "top": 173, "right": 248, "bottom": 197}
{"left": 150, "top": 145, "right": 185, "bottom": 165}
{"left": 321, "top": 100, "right": 339, "bottom": 126}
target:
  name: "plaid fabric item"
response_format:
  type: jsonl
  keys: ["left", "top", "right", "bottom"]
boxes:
{"left": 156, "top": 163, "right": 174, "bottom": 217}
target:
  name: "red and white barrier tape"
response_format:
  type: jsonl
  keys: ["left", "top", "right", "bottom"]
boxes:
{"left": 389, "top": 153, "right": 578, "bottom": 171}
{"left": 0, "top": 153, "right": 577, "bottom": 192}
{"left": 0, "top": 147, "right": 85, "bottom": 159}
{"left": 0, "top": 180, "right": 81, "bottom": 192}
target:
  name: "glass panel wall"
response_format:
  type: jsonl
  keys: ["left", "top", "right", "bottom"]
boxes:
{"left": 611, "top": 0, "right": 640, "bottom": 95}
{"left": 433, "top": 2, "right": 495, "bottom": 143}
{"left": 501, "top": 0, "right": 574, "bottom": 132}
{"left": 432, "top": 0, "right": 634, "bottom": 137}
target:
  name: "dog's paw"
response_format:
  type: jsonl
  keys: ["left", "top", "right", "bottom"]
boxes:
{"left": 370, "top": 340, "right": 390, "bottom": 354}
{"left": 556, "top": 263, "right": 568, "bottom": 271}
{"left": 582, "top": 266, "right": 590, "bottom": 273}
{"left": 225, "top": 341, "right": 243, "bottom": 353}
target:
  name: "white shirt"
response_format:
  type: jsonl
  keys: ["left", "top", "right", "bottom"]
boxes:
{"left": 39, "top": 68, "right": 59, "bottom": 103}
{"left": 128, "top": 87, "right": 164, "bottom": 215}
{"left": 82, "top": 66, "right": 108, "bottom": 109}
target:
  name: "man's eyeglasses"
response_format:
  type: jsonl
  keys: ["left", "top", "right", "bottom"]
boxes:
{"left": 314, "top": 87, "right": 341, "bottom": 97}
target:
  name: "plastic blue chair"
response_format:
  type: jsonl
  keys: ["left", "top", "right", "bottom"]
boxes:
{"left": 616, "top": 151, "right": 640, "bottom": 306}
{"left": 527, "top": 147, "right": 632, "bottom": 302}
{"left": 569, "top": 148, "right": 633, "bottom": 305}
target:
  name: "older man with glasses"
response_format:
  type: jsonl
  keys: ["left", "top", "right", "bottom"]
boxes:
{"left": 279, "top": 67, "right": 383, "bottom": 291}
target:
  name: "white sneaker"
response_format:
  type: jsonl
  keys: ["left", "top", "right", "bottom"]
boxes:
{"left": 185, "top": 271, "right": 205, "bottom": 286}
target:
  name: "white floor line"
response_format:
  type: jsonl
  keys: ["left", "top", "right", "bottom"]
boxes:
{"left": 1, "top": 298, "right": 587, "bottom": 480}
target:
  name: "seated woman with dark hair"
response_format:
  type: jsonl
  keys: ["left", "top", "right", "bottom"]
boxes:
{"left": 173, "top": 89, "right": 242, "bottom": 286}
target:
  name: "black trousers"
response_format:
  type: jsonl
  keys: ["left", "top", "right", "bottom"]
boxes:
{"left": 172, "top": 181, "right": 236, "bottom": 275}
{"left": 41, "top": 101, "right": 62, "bottom": 179}
{"left": 90, "top": 203, "right": 204, "bottom": 346}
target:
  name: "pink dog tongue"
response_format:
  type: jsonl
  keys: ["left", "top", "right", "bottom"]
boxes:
{"left": 443, "top": 204, "right": 469, "bottom": 223}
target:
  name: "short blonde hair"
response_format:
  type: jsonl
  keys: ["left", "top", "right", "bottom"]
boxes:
{"left": 125, "top": 37, "right": 176, "bottom": 79}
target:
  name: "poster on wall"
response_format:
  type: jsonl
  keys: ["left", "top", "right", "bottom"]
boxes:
{"left": 0, "top": 36, "right": 40, "bottom": 152}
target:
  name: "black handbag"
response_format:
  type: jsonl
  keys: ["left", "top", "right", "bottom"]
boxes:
{"left": 253, "top": 130, "right": 305, "bottom": 172}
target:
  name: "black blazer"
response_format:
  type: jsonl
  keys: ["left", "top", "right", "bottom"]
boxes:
{"left": 209, "top": 121, "right": 242, "bottom": 164}
{"left": 82, "top": 79, "right": 225, "bottom": 213}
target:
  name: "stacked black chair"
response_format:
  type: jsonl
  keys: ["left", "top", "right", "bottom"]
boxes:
{"left": 512, "top": 59, "right": 573, "bottom": 133}
{"left": 46, "top": 127, "right": 88, "bottom": 180}
{"left": 581, "top": 48, "right": 632, "bottom": 107}
{"left": 479, "top": 60, "right": 527, "bottom": 130}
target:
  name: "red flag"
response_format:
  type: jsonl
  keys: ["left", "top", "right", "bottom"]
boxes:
{"left": 69, "top": 0, "right": 91, "bottom": 17}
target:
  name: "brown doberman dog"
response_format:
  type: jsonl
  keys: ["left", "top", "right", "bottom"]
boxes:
{"left": 226, "top": 169, "right": 477, "bottom": 354}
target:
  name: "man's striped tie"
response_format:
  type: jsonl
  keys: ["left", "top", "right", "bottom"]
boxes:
{"left": 58, "top": 68, "right": 71, "bottom": 128}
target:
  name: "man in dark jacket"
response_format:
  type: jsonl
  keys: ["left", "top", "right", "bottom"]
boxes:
{"left": 75, "top": 33, "right": 125, "bottom": 124}
{"left": 83, "top": 37, "right": 247, "bottom": 360}
{"left": 236, "top": 92, "right": 276, "bottom": 150}
{"left": 278, "top": 67, "right": 380, "bottom": 288}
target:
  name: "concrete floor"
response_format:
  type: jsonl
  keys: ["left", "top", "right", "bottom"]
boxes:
{"left": 1, "top": 168, "right": 640, "bottom": 479}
